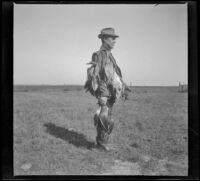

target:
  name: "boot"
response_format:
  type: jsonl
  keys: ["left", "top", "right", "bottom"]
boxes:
{"left": 96, "top": 143, "right": 110, "bottom": 152}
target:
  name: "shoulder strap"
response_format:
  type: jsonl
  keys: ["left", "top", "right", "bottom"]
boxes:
{"left": 110, "top": 53, "right": 122, "bottom": 78}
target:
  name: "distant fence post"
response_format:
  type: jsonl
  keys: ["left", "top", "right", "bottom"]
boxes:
{"left": 178, "top": 82, "right": 188, "bottom": 93}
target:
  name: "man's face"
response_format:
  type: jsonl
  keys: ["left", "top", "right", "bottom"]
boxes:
{"left": 103, "top": 36, "right": 116, "bottom": 49}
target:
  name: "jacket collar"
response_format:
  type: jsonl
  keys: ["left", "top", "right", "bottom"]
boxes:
{"left": 100, "top": 44, "right": 112, "bottom": 55}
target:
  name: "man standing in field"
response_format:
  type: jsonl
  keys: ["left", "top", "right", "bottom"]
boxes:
{"left": 84, "top": 28, "right": 130, "bottom": 151}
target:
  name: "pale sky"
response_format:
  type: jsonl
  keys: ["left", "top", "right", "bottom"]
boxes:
{"left": 14, "top": 4, "right": 188, "bottom": 86}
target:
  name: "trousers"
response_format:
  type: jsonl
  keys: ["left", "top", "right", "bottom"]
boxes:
{"left": 94, "top": 96, "right": 116, "bottom": 145}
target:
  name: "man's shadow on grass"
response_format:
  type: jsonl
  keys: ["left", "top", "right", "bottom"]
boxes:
{"left": 44, "top": 123, "right": 96, "bottom": 150}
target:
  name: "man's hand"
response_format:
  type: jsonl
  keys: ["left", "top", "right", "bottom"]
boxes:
{"left": 125, "top": 85, "right": 132, "bottom": 92}
{"left": 120, "top": 78, "right": 132, "bottom": 92}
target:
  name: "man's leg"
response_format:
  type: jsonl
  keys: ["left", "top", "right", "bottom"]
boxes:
{"left": 94, "top": 97, "right": 114, "bottom": 151}
{"left": 106, "top": 95, "right": 116, "bottom": 134}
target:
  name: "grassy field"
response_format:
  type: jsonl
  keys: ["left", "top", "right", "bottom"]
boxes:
{"left": 14, "top": 85, "right": 188, "bottom": 175}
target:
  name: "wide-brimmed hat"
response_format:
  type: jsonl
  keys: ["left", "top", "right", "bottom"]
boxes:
{"left": 98, "top": 28, "right": 119, "bottom": 38}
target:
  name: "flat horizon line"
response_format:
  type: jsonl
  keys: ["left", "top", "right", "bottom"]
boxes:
{"left": 14, "top": 84, "right": 187, "bottom": 87}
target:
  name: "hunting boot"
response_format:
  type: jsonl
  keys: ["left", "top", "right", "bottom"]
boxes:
{"left": 96, "top": 142, "right": 110, "bottom": 152}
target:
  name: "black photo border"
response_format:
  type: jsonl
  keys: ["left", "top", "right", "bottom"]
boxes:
{"left": 1, "top": 1, "right": 199, "bottom": 180}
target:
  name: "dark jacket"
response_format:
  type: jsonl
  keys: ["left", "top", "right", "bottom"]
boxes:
{"left": 84, "top": 46, "right": 129, "bottom": 98}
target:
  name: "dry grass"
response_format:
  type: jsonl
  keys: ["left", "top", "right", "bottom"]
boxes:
{"left": 14, "top": 86, "right": 188, "bottom": 175}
